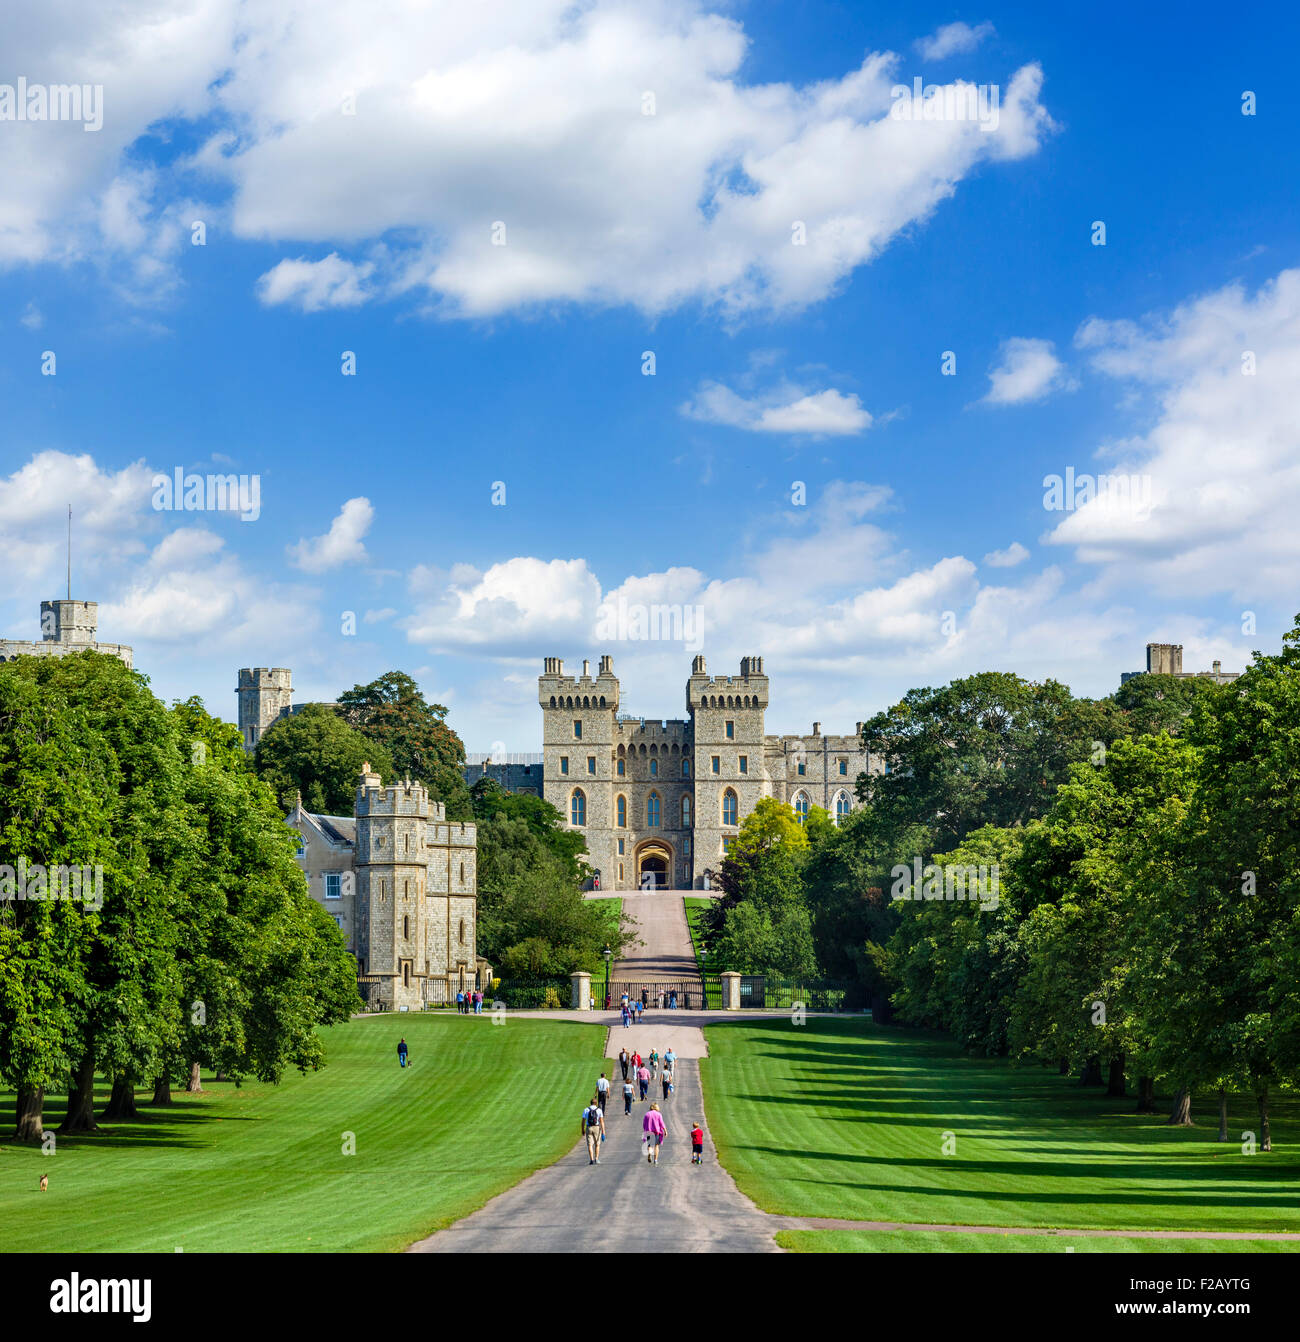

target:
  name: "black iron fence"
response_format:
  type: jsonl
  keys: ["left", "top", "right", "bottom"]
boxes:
{"left": 610, "top": 980, "right": 706, "bottom": 1011}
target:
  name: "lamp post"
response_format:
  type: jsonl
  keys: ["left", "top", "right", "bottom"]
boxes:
{"left": 603, "top": 944, "right": 612, "bottom": 1012}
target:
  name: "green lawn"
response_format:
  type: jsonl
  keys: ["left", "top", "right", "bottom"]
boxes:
{"left": 580, "top": 896, "right": 624, "bottom": 979}
{"left": 700, "top": 1018, "right": 1300, "bottom": 1235}
{"left": 0, "top": 1014, "right": 604, "bottom": 1252}
{"left": 684, "top": 896, "right": 715, "bottom": 973}
{"left": 778, "top": 1230, "right": 1299, "bottom": 1253}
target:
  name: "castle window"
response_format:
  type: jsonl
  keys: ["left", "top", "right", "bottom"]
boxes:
{"left": 325, "top": 872, "right": 342, "bottom": 900}
{"left": 739, "top": 756, "right": 748, "bottom": 774}
{"left": 722, "top": 838, "right": 734, "bottom": 854}
{"left": 459, "top": 919, "right": 465, "bottom": 944}
{"left": 619, "top": 863, "right": 624, "bottom": 882}
{"left": 681, "top": 795, "right": 692, "bottom": 827}
{"left": 560, "top": 757, "right": 569, "bottom": 775}
{"left": 588, "top": 756, "right": 596, "bottom": 775}
{"left": 838, "top": 759, "right": 848, "bottom": 776}
{"left": 460, "top": 861, "right": 465, "bottom": 882}
{"left": 682, "top": 759, "right": 690, "bottom": 777}
{"left": 797, "top": 761, "right": 806, "bottom": 776}
{"left": 711, "top": 756, "right": 720, "bottom": 774}
{"left": 332, "top": 915, "right": 343, "bottom": 930}
{"left": 725, "top": 720, "right": 734, "bottom": 739}
{"left": 403, "top": 963, "right": 411, "bottom": 988}
{"left": 403, "top": 915, "right": 410, "bottom": 940}
{"left": 618, "top": 837, "right": 625, "bottom": 855}
{"left": 571, "top": 789, "right": 586, "bottom": 826}
{"left": 617, "top": 795, "right": 627, "bottom": 827}
{"left": 722, "top": 789, "right": 738, "bottom": 826}
{"left": 649, "top": 758, "right": 658, "bottom": 777}
{"left": 617, "top": 758, "right": 625, "bottom": 777}
{"left": 835, "top": 792, "right": 851, "bottom": 822}
{"left": 794, "top": 792, "right": 809, "bottom": 823}
{"left": 574, "top": 719, "right": 582, "bottom": 739}
{"left": 684, "top": 835, "right": 692, "bottom": 856}
{"left": 647, "top": 792, "right": 661, "bottom": 827}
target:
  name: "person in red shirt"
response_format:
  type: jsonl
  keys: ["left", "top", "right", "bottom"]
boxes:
{"left": 691, "top": 1121, "right": 705, "bottom": 1165}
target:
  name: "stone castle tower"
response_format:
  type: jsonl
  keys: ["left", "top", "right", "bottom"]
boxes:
{"left": 354, "top": 765, "right": 478, "bottom": 1010}
{"left": 538, "top": 654, "right": 870, "bottom": 890}
{"left": 237, "top": 667, "right": 293, "bottom": 751}
{"left": 0, "top": 598, "right": 133, "bottom": 668}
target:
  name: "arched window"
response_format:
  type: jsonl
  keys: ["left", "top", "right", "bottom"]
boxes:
{"left": 794, "top": 791, "right": 809, "bottom": 823}
{"left": 681, "top": 794, "right": 692, "bottom": 828}
{"left": 459, "top": 919, "right": 465, "bottom": 944}
{"left": 722, "top": 789, "right": 738, "bottom": 826}
{"left": 647, "top": 792, "right": 661, "bottom": 827}
{"left": 403, "top": 915, "right": 410, "bottom": 940}
{"left": 616, "top": 794, "right": 627, "bottom": 827}
{"left": 650, "top": 758, "right": 658, "bottom": 777}
{"left": 835, "top": 791, "right": 851, "bottom": 822}
{"left": 571, "top": 789, "right": 586, "bottom": 826}
{"left": 617, "top": 757, "right": 625, "bottom": 776}
{"left": 682, "top": 759, "right": 691, "bottom": 777}
{"left": 403, "top": 963, "right": 410, "bottom": 987}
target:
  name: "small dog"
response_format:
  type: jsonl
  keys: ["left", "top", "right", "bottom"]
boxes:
{"left": 39, "top": 1174, "right": 48, "bottom": 1192}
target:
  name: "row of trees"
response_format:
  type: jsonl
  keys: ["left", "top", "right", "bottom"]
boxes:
{"left": 0, "top": 653, "right": 360, "bottom": 1140}
{"left": 699, "top": 627, "right": 1300, "bottom": 1141}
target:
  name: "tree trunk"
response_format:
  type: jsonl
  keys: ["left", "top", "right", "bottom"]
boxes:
{"left": 1166, "top": 1087, "right": 1193, "bottom": 1126}
{"left": 60, "top": 1053, "right": 99, "bottom": 1133}
{"left": 1080, "top": 1056, "right": 1103, "bottom": 1086}
{"left": 186, "top": 1061, "right": 203, "bottom": 1093}
{"left": 1135, "top": 1075, "right": 1155, "bottom": 1113}
{"left": 1058, "top": 1058, "right": 1069, "bottom": 1075}
{"left": 1216, "top": 1088, "right": 1229, "bottom": 1142}
{"left": 14, "top": 1086, "right": 44, "bottom": 1141}
{"left": 151, "top": 1075, "right": 172, "bottom": 1106}
{"left": 102, "top": 1075, "right": 139, "bottom": 1121}
{"left": 213, "top": 1070, "right": 227, "bottom": 1084}
{"left": 1105, "top": 1055, "right": 1126, "bottom": 1097}
{"left": 1257, "top": 1087, "right": 1271, "bottom": 1152}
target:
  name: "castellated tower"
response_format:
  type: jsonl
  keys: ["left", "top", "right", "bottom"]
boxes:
{"left": 236, "top": 667, "right": 293, "bottom": 751}
{"left": 689, "top": 655, "right": 769, "bottom": 885}
{"left": 355, "top": 764, "right": 478, "bottom": 1010}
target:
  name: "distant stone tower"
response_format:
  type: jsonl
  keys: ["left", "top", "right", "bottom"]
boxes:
{"left": 1145, "top": 643, "right": 1183, "bottom": 675}
{"left": 236, "top": 667, "right": 293, "bottom": 751}
{"left": 0, "top": 597, "right": 132, "bottom": 668}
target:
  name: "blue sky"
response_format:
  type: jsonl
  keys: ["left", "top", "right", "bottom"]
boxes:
{"left": 1, "top": 0, "right": 1298, "bottom": 750}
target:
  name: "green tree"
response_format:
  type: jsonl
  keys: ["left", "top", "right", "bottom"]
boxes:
{"left": 254, "top": 702, "right": 393, "bottom": 815}
{"left": 336, "top": 671, "right": 471, "bottom": 820}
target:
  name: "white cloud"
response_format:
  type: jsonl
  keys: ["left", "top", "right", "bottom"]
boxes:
{"left": 981, "top": 337, "right": 1076, "bottom": 405}
{"left": 256, "top": 253, "right": 376, "bottom": 311}
{"left": 1043, "top": 268, "right": 1300, "bottom": 601}
{"left": 0, "top": 3, "right": 1054, "bottom": 320}
{"left": 983, "top": 541, "right": 1029, "bottom": 567}
{"left": 364, "top": 607, "right": 397, "bottom": 624}
{"left": 287, "top": 497, "right": 374, "bottom": 573}
{"left": 19, "top": 302, "right": 42, "bottom": 329}
{"left": 915, "top": 21, "right": 996, "bottom": 61}
{"left": 681, "top": 381, "right": 872, "bottom": 435}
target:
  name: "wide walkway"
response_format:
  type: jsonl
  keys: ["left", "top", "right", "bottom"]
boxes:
{"left": 408, "top": 1023, "right": 779, "bottom": 1254}
{"left": 608, "top": 889, "right": 699, "bottom": 982}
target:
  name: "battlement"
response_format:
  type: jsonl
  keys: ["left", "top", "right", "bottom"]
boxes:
{"left": 238, "top": 666, "right": 293, "bottom": 688}
{"left": 540, "top": 653, "right": 620, "bottom": 709}
{"left": 355, "top": 768, "right": 431, "bottom": 818}
{"left": 688, "top": 655, "right": 770, "bottom": 710}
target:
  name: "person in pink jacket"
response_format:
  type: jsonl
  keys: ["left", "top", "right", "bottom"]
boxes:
{"left": 643, "top": 1103, "right": 666, "bottom": 1165}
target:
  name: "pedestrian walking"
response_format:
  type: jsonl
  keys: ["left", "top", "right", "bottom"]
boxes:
{"left": 641, "top": 989, "right": 648, "bottom": 1011}
{"left": 597, "top": 1072, "right": 610, "bottom": 1113}
{"left": 397, "top": 1037, "right": 408, "bottom": 1068}
{"left": 661, "top": 1069, "right": 671, "bottom": 1100}
{"left": 623, "top": 1078, "right": 634, "bottom": 1115}
{"left": 649, "top": 1048, "right": 659, "bottom": 1078}
{"left": 665, "top": 1047, "right": 676, "bottom": 1073}
{"left": 475, "top": 990, "right": 483, "bottom": 1014}
{"left": 637, "top": 1063, "right": 650, "bottom": 1101}
{"left": 621, "top": 1006, "right": 630, "bottom": 1029}
{"left": 582, "top": 1097, "right": 606, "bottom": 1165}
{"left": 643, "top": 1103, "right": 666, "bottom": 1165}
{"left": 455, "top": 989, "right": 464, "bottom": 1013}
{"left": 619, "top": 1047, "right": 630, "bottom": 1081}
{"left": 691, "top": 1120, "right": 705, "bottom": 1164}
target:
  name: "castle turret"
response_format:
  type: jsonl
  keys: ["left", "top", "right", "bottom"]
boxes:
{"left": 237, "top": 667, "right": 293, "bottom": 752}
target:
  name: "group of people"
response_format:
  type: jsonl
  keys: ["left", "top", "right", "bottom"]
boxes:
{"left": 617, "top": 1044, "right": 677, "bottom": 1103}
{"left": 456, "top": 988, "right": 483, "bottom": 1014}
{"left": 581, "top": 1054, "right": 704, "bottom": 1167}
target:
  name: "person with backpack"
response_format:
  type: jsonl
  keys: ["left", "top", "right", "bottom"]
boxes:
{"left": 582, "top": 1097, "right": 605, "bottom": 1165}
{"left": 596, "top": 1072, "right": 610, "bottom": 1113}
{"left": 397, "top": 1037, "right": 408, "bottom": 1068}
{"left": 623, "top": 1077, "right": 635, "bottom": 1115}
{"left": 642, "top": 1103, "right": 666, "bottom": 1165}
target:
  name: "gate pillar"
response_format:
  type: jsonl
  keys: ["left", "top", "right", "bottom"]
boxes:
{"left": 571, "top": 971, "right": 593, "bottom": 1010}
{"left": 720, "top": 971, "right": 741, "bottom": 1010}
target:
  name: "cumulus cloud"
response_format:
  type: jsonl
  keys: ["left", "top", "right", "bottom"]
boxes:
{"left": 981, "top": 337, "right": 1076, "bottom": 405}
{"left": 983, "top": 541, "right": 1030, "bottom": 567}
{"left": 1043, "top": 268, "right": 1300, "bottom": 600}
{"left": 681, "top": 381, "right": 872, "bottom": 435}
{"left": 915, "top": 21, "right": 996, "bottom": 61}
{"left": 1, "top": 2, "right": 1054, "bottom": 320}
{"left": 257, "top": 253, "right": 376, "bottom": 311}
{"left": 287, "top": 497, "right": 374, "bottom": 572}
